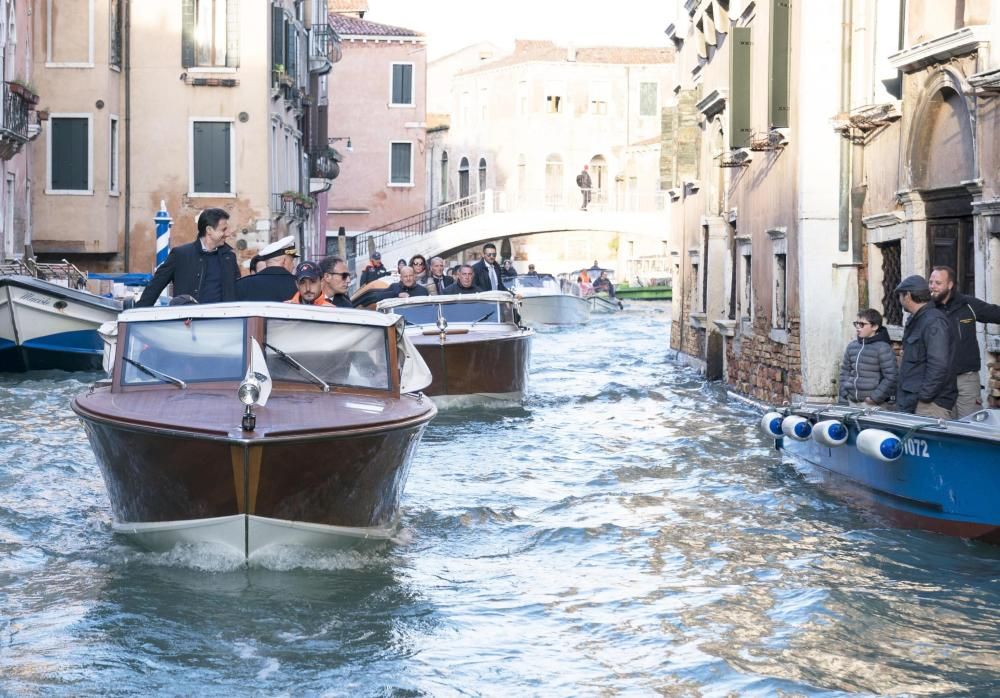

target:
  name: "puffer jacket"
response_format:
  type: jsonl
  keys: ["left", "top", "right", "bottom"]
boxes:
{"left": 838, "top": 326, "right": 898, "bottom": 403}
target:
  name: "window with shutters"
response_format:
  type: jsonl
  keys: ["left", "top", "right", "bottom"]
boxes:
{"left": 639, "top": 82, "right": 658, "bottom": 117}
{"left": 182, "top": 0, "right": 239, "bottom": 69}
{"left": 391, "top": 63, "right": 414, "bottom": 106}
{"left": 729, "top": 26, "right": 753, "bottom": 148}
{"left": 590, "top": 81, "right": 610, "bottom": 115}
{"left": 545, "top": 81, "right": 564, "bottom": 114}
{"left": 110, "top": 0, "right": 123, "bottom": 68}
{"left": 109, "top": 116, "right": 120, "bottom": 194}
{"left": 48, "top": 115, "right": 92, "bottom": 194}
{"left": 190, "top": 119, "right": 234, "bottom": 195}
{"left": 769, "top": 0, "right": 790, "bottom": 128}
{"left": 389, "top": 142, "right": 413, "bottom": 185}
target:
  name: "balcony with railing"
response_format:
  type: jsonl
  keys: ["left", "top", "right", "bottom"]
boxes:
{"left": 309, "top": 23, "right": 342, "bottom": 75}
{"left": 309, "top": 146, "right": 341, "bottom": 182}
{"left": 0, "top": 82, "right": 33, "bottom": 160}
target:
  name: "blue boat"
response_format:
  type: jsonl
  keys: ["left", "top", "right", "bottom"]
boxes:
{"left": 0, "top": 275, "right": 122, "bottom": 372}
{"left": 760, "top": 404, "right": 1000, "bottom": 544}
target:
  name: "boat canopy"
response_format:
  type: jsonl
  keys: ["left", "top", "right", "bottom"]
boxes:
{"left": 510, "top": 274, "right": 560, "bottom": 291}
{"left": 377, "top": 291, "right": 518, "bottom": 326}
{"left": 119, "top": 301, "right": 400, "bottom": 327}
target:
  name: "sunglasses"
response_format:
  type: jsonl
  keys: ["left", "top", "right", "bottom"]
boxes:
{"left": 325, "top": 272, "right": 351, "bottom": 281}
{"left": 412, "top": 261, "right": 425, "bottom": 267}
{"left": 852, "top": 321, "right": 871, "bottom": 328}
{"left": 484, "top": 252, "right": 497, "bottom": 258}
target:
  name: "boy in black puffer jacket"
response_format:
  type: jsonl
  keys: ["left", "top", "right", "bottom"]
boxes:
{"left": 838, "top": 308, "right": 898, "bottom": 406}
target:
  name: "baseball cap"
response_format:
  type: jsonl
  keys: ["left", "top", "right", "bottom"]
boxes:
{"left": 294, "top": 261, "right": 322, "bottom": 281}
{"left": 371, "top": 250, "right": 382, "bottom": 260}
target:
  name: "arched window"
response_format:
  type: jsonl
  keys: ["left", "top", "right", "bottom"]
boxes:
{"left": 458, "top": 156, "right": 470, "bottom": 199}
{"left": 544, "top": 153, "right": 563, "bottom": 205}
{"left": 440, "top": 151, "right": 449, "bottom": 203}
{"left": 478, "top": 157, "right": 487, "bottom": 192}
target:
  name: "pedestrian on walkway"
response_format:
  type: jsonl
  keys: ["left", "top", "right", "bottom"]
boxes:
{"left": 576, "top": 165, "right": 592, "bottom": 210}
{"left": 895, "top": 275, "right": 957, "bottom": 418}
{"left": 929, "top": 265, "right": 1000, "bottom": 417}
{"left": 137, "top": 208, "right": 240, "bottom": 307}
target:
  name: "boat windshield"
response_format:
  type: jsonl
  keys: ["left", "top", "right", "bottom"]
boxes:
{"left": 264, "top": 319, "right": 391, "bottom": 391}
{"left": 511, "top": 275, "right": 560, "bottom": 292}
{"left": 392, "top": 301, "right": 511, "bottom": 326}
{"left": 121, "top": 318, "right": 246, "bottom": 386}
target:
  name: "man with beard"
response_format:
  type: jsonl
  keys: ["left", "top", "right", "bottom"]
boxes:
{"left": 472, "top": 243, "right": 508, "bottom": 293}
{"left": 929, "top": 265, "right": 1000, "bottom": 417}
{"left": 287, "top": 261, "right": 331, "bottom": 305}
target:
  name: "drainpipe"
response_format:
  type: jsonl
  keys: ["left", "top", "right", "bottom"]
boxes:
{"left": 838, "top": 0, "right": 852, "bottom": 254}
{"left": 122, "top": 0, "right": 132, "bottom": 271}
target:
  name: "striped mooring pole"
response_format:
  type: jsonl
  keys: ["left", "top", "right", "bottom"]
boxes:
{"left": 154, "top": 200, "right": 172, "bottom": 270}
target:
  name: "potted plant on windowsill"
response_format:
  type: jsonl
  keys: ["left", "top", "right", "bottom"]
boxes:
{"left": 281, "top": 190, "right": 298, "bottom": 203}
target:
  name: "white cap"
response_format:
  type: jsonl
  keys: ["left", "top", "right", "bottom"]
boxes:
{"left": 258, "top": 235, "right": 298, "bottom": 260}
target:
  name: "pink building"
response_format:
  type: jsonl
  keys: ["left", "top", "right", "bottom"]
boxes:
{"left": 326, "top": 13, "right": 426, "bottom": 249}
{"left": 0, "top": 0, "right": 37, "bottom": 260}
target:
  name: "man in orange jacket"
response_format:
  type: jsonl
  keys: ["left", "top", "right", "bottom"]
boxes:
{"left": 287, "top": 261, "right": 332, "bottom": 305}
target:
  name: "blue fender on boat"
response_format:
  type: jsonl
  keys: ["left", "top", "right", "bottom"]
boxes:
{"left": 856, "top": 428, "right": 903, "bottom": 462}
{"left": 781, "top": 415, "right": 813, "bottom": 441}
{"left": 760, "top": 411, "right": 785, "bottom": 439}
{"left": 813, "top": 420, "right": 849, "bottom": 447}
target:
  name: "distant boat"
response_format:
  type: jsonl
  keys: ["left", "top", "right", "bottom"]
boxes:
{"left": 588, "top": 293, "right": 623, "bottom": 313}
{"left": 378, "top": 291, "right": 533, "bottom": 408}
{"left": 760, "top": 404, "right": 1000, "bottom": 544}
{"left": 72, "top": 302, "right": 437, "bottom": 558}
{"left": 509, "top": 274, "right": 590, "bottom": 326}
{"left": 614, "top": 285, "right": 672, "bottom": 300}
{"left": 0, "top": 275, "right": 122, "bottom": 372}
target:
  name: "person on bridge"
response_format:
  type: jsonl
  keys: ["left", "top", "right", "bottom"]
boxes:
{"left": 445, "top": 265, "right": 483, "bottom": 294}
{"left": 472, "top": 243, "right": 509, "bottom": 293}
{"left": 576, "top": 165, "right": 592, "bottom": 211}
{"left": 234, "top": 235, "right": 299, "bottom": 302}
{"left": 380, "top": 266, "right": 429, "bottom": 300}
{"left": 359, "top": 250, "right": 391, "bottom": 286}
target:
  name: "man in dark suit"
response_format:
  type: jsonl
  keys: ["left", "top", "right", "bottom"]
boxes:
{"left": 444, "top": 265, "right": 482, "bottom": 294}
{"left": 379, "top": 266, "right": 429, "bottom": 299}
{"left": 424, "top": 256, "right": 452, "bottom": 295}
{"left": 137, "top": 208, "right": 240, "bottom": 307}
{"left": 472, "top": 243, "right": 508, "bottom": 293}
{"left": 235, "top": 235, "right": 299, "bottom": 302}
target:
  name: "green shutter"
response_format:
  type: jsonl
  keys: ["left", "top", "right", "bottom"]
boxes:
{"left": 193, "top": 122, "right": 232, "bottom": 193}
{"left": 729, "top": 26, "right": 752, "bottom": 148}
{"left": 51, "top": 118, "right": 89, "bottom": 191}
{"left": 769, "top": 0, "right": 790, "bottom": 128}
{"left": 272, "top": 6, "right": 284, "bottom": 70}
{"left": 286, "top": 22, "right": 297, "bottom": 79}
{"left": 181, "top": 0, "right": 196, "bottom": 68}
{"left": 226, "top": 0, "right": 239, "bottom": 68}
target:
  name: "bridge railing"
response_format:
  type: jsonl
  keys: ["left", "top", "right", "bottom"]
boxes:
{"left": 354, "top": 190, "right": 490, "bottom": 259}
{"left": 500, "top": 188, "right": 667, "bottom": 214}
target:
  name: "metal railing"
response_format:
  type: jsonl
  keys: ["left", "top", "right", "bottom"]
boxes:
{"left": 309, "top": 23, "right": 342, "bottom": 71}
{"left": 0, "top": 82, "right": 31, "bottom": 150}
{"left": 354, "top": 191, "right": 488, "bottom": 256}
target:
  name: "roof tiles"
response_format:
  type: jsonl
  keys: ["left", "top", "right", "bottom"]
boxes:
{"left": 329, "top": 14, "right": 423, "bottom": 38}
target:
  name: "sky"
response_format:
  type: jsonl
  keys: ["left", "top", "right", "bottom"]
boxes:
{"left": 364, "top": 0, "right": 679, "bottom": 61}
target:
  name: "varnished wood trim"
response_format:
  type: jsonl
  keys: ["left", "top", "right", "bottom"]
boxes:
{"left": 247, "top": 445, "right": 262, "bottom": 514}
{"left": 230, "top": 445, "right": 245, "bottom": 512}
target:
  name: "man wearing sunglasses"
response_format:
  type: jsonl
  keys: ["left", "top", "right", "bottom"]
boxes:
{"left": 472, "top": 242, "right": 508, "bottom": 293}
{"left": 319, "top": 256, "right": 355, "bottom": 308}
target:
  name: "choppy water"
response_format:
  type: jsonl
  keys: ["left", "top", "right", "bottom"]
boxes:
{"left": 1, "top": 302, "right": 999, "bottom": 696}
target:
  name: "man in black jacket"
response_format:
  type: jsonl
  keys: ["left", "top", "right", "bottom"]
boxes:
{"left": 929, "top": 265, "right": 1000, "bottom": 417}
{"left": 424, "top": 256, "right": 452, "bottom": 295}
{"left": 444, "top": 265, "right": 483, "bottom": 294}
{"left": 319, "top": 255, "right": 355, "bottom": 308}
{"left": 379, "top": 266, "right": 429, "bottom": 300}
{"left": 235, "top": 235, "right": 298, "bottom": 302}
{"left": 137, "top": 208, "right": 240, "bottom": 307}
{"left": 895, "top": 275, "right": 957, "bottom": 417}
{"left": 472, "top": 243, "right": 508, "bottom": 292}
{"left": 359, "top": 250, "right": 391, "bottom": 286}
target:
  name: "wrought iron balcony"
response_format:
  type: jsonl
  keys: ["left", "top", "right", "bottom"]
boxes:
{"left": 309, "top": 23, "right": 342, "bottom": 75}
{"left": 0, "top": 82, "right": 32, "bottom": 160}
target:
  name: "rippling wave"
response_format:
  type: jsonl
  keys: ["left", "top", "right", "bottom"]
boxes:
{"left": 2, "top": 305, "right": 999, "bottom": 695}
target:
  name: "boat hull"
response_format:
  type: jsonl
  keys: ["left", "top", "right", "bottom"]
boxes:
{"left": 588, "top": 294, "right": 622, "bottom": 313}
{"left": 614, "top": 287, "right": 671, "bottom": 300}
{"left": 518, "top": 294, "right": 591, "bottom": 326}
{"left": 0, "top": 275, "right": 120, "bottom": 372}
{"left": 411, "top": 331, "right": 531, "bottom": 407}
{"left": 75, "top": 401, "right": 432, "bottom": 557}
{"left": 779, "top": 409, "right": 1000, "bottom": 543}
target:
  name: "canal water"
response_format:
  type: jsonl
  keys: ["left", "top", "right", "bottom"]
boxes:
{"left": 1, "top": 302, "right": 998, "bottom": 696}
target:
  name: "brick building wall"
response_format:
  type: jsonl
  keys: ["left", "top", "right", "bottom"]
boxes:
{"left": 726, "top": 319, "right": 803, "bottom": 404}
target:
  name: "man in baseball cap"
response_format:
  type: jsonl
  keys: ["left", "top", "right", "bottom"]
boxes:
{"left": 360, "top": 249, "right": 391, "bottom": 286}
{"left": 235, "top": 235, "right": 299, "bottom": 302}
{"left": 894, "top": 274, "right": 956, "bottom": 417}
{"left": 287, "top": 260, "right": 331, "bottom": 305}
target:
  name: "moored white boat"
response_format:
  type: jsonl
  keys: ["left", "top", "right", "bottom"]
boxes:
{"left": 0, "top": 275, "right": 122, "bottom": 372}
{"left": 509, "top": 274, "right": 591, "bottom": 326}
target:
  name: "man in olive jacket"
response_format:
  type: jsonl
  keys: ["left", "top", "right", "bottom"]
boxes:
{"left": 895, "top": 275, "right": 957, "bottom": 417}
{"left": 137, "top": 208, "right": 240, "bottom": 307}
